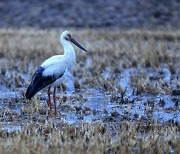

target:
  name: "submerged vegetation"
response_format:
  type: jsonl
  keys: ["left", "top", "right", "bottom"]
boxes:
{"left": 0, "top": 28, "right": 179, "bottom": 153}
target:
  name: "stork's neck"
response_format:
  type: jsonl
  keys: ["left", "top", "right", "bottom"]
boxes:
{"left": 61, "top": 38, "right": 76, "bottom": 69}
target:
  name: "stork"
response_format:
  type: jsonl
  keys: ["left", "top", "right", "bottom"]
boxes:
{"left": 26, "top": 31, "right": 87, "bottom": 116}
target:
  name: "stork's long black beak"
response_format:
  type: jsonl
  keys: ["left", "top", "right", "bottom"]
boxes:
{"left": 70, "top": 37, "right": 87, "bottom": 52}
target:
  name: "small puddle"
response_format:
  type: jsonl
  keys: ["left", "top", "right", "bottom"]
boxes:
{"left": 0, "top": 63, "right": 179, "bottom": 132}
{"left": 0, "top": 91, "right": 22, "bottom": 99}
{"left": 118, "top": 68, "right": 134, "bottom": 97}
{"left": 1, "top": 123, "right": 22, "bottom": 133}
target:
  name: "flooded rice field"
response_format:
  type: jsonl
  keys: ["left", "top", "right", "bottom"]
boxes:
{"left": 0, "top": 65, "right": 179, "bottom": 129}
{"left": 0, "top": 28, "right": 179, "bottom": 153}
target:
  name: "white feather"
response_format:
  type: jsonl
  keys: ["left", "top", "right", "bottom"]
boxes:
{"left": 41, "top": 55, "right": 66, "bottom": 77}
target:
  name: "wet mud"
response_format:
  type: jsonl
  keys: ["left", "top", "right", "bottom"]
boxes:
{"left": 0, "top": 28, "right": 179, "bottom": 153}
{"left": 0, "top": 28, "right": 179, "bottom": 128}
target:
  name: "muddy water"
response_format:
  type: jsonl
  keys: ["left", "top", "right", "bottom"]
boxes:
{"left": 0, "top": 63, "right": 179, "bottom": 133}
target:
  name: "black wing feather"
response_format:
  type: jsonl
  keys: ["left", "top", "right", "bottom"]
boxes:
{"left": 26, "top": 66, "right": 64, "bottom": 100}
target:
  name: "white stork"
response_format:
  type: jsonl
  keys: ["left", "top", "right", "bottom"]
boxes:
{"left": 26, "top": 31, "right": 87, "bottom": 116}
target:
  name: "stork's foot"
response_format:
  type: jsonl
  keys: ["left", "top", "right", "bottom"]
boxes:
{"left": 47, "top": 87, "right": 58, "bottom": 117}
{"left": 48, "top": 108, "right": 58, "bottom": 117}
{"left": 54, "top": 111, "right": 58, "bottom": 117}
{"left": 48, "top": 109, "right": 53, "bottom": 116}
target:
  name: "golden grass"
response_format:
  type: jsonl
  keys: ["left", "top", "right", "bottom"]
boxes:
{"left": 0, "top": 28, "right": 179, "bottom": 102}
{"left": 2, "top": 27, "right": 179, "bottom": 91}
{"left": 0, "top": 122, "right": 179, "bottom": 154}
{"left": 0, "top": 28, "right": 180, "bottom": 153}
{"left": 0, "top": 28, "right": 179, "bottom": 73}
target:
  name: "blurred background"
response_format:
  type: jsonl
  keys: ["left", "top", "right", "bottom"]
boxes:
{"left": 0, "top": 1, "right": 180, "bottom": 153}
{"left": 0, "top": 0, "right": 180, "bottom": 29}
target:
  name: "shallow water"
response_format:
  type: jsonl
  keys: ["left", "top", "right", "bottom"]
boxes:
{"left": 0, "top": 88, "right": 179, "bottom": 133}
{"left": 0, "top": 60, "right": 179, "bottom": 132}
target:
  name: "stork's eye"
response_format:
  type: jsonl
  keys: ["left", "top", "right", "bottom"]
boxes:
{"left": 67, "top": 34, "right": 71, "bottom": 38}
{"left": 65, "top": 34, "right": 71, "bottom": 40}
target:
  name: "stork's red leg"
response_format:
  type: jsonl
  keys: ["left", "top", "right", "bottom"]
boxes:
{"left": 53, "top": 87, "right": 57, "bottom": 116}
{"left": 47, "top": 86, "right": 52, "bottom": 115}
{"left": 47, "top": 87, "right": 51, "bottom": 106}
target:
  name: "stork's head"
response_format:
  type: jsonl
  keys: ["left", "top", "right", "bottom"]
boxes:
{"left": 61, "top": 31, "right": 87, "bottom": 52}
